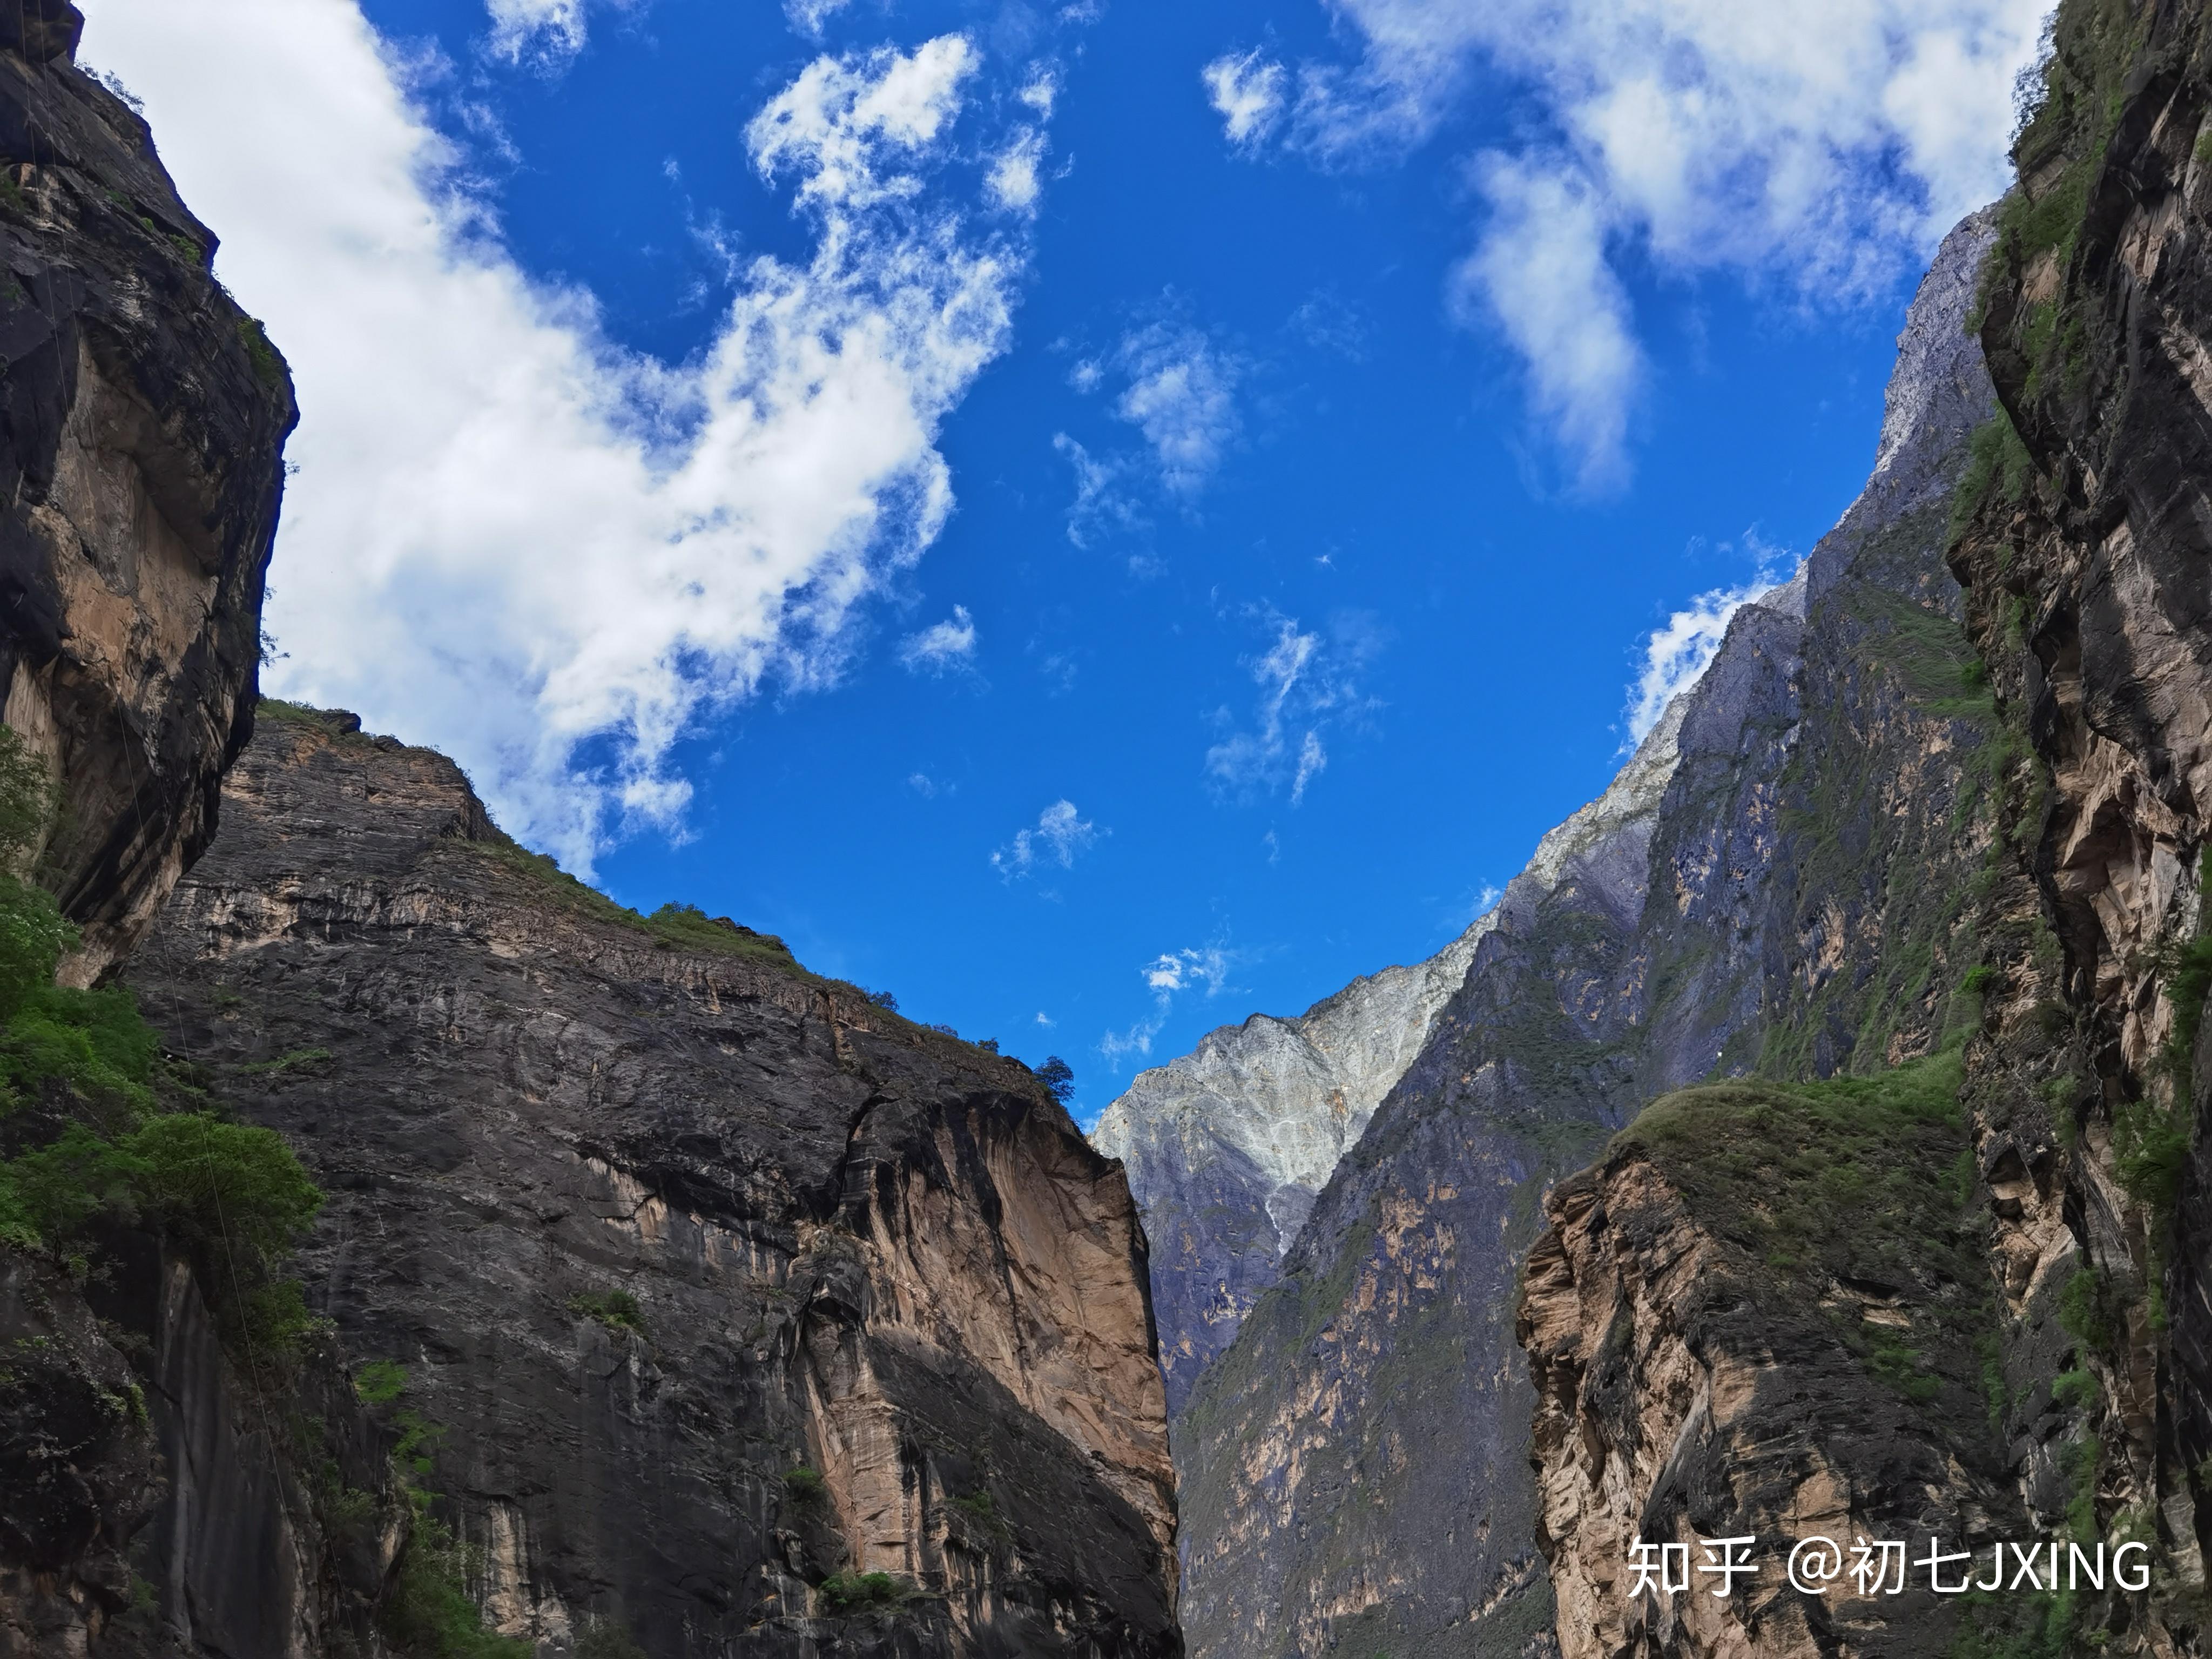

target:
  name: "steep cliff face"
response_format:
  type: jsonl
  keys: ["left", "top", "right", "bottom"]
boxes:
{"left": 1091, "top": 921, "right": 1491, "bottom": 1412}
{"left": 1519, "top": 0, "right": 2212, "bottom": 1649}
{"left": 0, "top": 0, "right": 293, "bottom": 982}
{"left": 0, "top": 8, "right": 321, "bottom": 1655}
{"left": 1166, "top": 210, "right": 2005, "bottom": 1659}
{"left": 123, "top": 707, "right": 1180, "bottom": 1659}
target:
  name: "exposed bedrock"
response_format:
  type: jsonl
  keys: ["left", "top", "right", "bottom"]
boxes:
{"left": 0, "top": 0, "right": 293, "bottom": 983}
{"left": 126, "top": 710, "right": 1182, "bottom": 1658}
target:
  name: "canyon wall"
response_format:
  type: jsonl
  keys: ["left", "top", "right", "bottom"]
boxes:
{"left": 1156, "top": 211, "right": 2009, "bottom": 1659}
{"left": 1523, "top": 0, "right": 2212, "bottom": 1653}
{"left": 1092, "top": 920, "right": 1491, "bottom": 1412}
{"left": 0, "top": 0, "right": 292, "bottom": 982}
{"left": 122, "top": 706, "right": 1182, "bottom": 1658}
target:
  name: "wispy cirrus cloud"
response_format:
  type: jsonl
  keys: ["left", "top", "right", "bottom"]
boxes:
{"left": 85, "top": 1, "right": 1045, "bottom": 879}
{"left": 1202, "top": 0, "right": 2047, "bottom": 488}
{"left": 1205, "top": 608, "right": 1381, "bottom": 805}
{"left": 482, "top": 0, "right": 628, "bottom": 64}
{"left": 1053, "top": 314, "right": 1243, "bottom": 547}
{"left": 1100, "top": 944, "right": 1236, "bottom": 1069}
{"left": 991, "top": 799, "right": 1101, "bottom": 880}
{"left": 898, "top": 605, "right": 979, "bottom": 675}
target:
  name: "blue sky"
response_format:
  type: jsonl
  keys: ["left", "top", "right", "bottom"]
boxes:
{"left": 82, "top": 0, "right": 2046, "bottom": 1126}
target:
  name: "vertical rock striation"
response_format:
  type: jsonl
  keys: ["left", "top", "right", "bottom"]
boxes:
{"left": 0, "top": 0, "right": 293, "bottom": 982}
{"left": 126, "top": 707, "right": 1182, "bottom": 1658}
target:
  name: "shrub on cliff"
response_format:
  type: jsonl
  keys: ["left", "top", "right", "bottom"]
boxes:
{"left": 0, "top": 725, "right": 323, "bottom": 1365}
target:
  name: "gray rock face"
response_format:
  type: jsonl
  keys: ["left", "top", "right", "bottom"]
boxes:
{"left": 1089, "top": 921, "right": 1494, "bottom": 1412}
{"left": 125, "top": 709, "right": 1182, "bottom": 1659}
{"left": 0, "top": 0, "right": 294, "bottom": 981}
{"left": 1168, "top": 211, "right": 2005, "bottom": 1659}
{"left": 1094, "top": 689, "right": 1707, "bottom": 1419}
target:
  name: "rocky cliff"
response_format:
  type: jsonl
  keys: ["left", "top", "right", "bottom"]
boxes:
{"left": 0, "top": 0, "right": 293, "bottom": 983}
{"left": 118, "top": 706, "right": 1181, "bottom": 1658}
{"left": 0, "top": 5, "right": 325, "bottom": 1655}
{"left": 1156, "top": 207, "right": 2011, "bottom": 1659}
{"left": 1091, "top": 919, "right": 1492, "bottom": 1413}
{"left": 1520, "top": 0, "right": 2212, "bottom": 1651}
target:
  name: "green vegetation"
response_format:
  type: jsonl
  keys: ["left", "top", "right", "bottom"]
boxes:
{"left": 353, "top": 1350, "right": 529, "bottom": 1657}
{"left": 0, "top": 728, "right": 322, "bottom": 1369}
{"left": 817, "top": 1570, "right": 911, "bottom": 1614}
{"left": 569, "top": 1288, "right": 644, "bottom": 1336}
{"left": 783, "top": 1465, "right": 827, "bottom": 1505}
{"left": 237, "top": 316, "right": 285, "bottom": 388}
{"left": 1036, "top": 1055, "right": 1074, "bottom": 1104}
{"left": 950, "top": 1488, "right": 1011, "bottom": 1540}
{"left": 1620, "top": 1049, "right": 1999, "bottom": 1407}
{"left": 380, "top": 1509, "right": 531, "bottom": 1659}
{"left": 355, "top": 1359, "right": 409, "bottom": 1406}
{"left": 1947, "top": 1586, "right": 2079, "bottom": 1659}
{"left": 1949, "top": 412, "right": 2036, "bottom": 544}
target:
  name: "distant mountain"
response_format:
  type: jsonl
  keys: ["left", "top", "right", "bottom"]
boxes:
{"left": 1132, "top": 202, "right": 2019, "bottom": 1659}
{"left": 1091, "top": 695, "right": 1702, "bottom": 1414}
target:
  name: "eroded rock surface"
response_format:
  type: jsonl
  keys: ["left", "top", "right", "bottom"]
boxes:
{"left": 0, "top": 0, "right": 293, "bottom": 981}
{"left": 127, "top": 709, "right": 1181, "bottom": 1659}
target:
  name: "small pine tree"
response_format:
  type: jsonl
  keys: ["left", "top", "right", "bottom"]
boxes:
{"left": 1036, "top": 1055, "right": 1074, "bottom": 1104}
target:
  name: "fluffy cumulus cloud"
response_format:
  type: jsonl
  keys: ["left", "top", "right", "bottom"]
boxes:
{"left": 987, "top": 128, "right": 1048, "bottom": 212}
{"left": 1205, "top": 609, "right": 1378, "bottom": 805}
{"left": 990, "top": 800, "right": 1100, "bottom": 879}
{"left": 1101, "top": 945, "right": 1233, "bottom": 1067}
{"left": 1210, "top": 0, "right": 2048, "bottom": 485}
{"left": 897, "top": 606, "right": 979, "bottom": 673}
{"left": 82, "top": 0, "right": 1041, "bottom": 876}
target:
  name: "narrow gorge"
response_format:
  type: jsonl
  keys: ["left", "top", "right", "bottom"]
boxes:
{"left": 1104, "top": 2, "right": 2212, "bottom": 1657}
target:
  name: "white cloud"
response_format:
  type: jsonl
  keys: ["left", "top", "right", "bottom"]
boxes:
{"left": 987, "top": 127, "right": 1047, "bottom": 212}
{"left": 1102, "top": 943, "right": 1233, "bottom": 1069}
{"left": 1113, "top": 322, "right": 1240, "bottom": 496}
{"left": 1018, "top": 73, "right": 1059, "bottom": 117}
{"left": 784, "top": 0, "right": 853, "bottom": 39}
{"left": 1220, "top": 0, "right": 2048, "bottom": 482}
{"left": 751, "top": 36, "right": 978, "bottom": 208}
{"left": 1144, "top": 946, "right": 1230, "bottom": 996}
{"left": 1052, "top": 432, "right": 1145, "bottom": 548}
{"left": 1621, "top": 557, "right": 1789, "bottom": 740}
{"left": 897, "top": 605, "right": 979, "bottom": 673}
{"left": 1205, "top": 609, "right": 1376, "bottom": 804}
{"left": 909, "top": 772, "right": 940, "bottom": 795}
{"left": 991, "top": 799, "right": 1100, "bottom": 879}
{"left": 1035, "top": 1009, "right": 1055, "bottom": 1026}
{"left": 1449, "top": 154, "right": 1642, "bottom": 489}
{"left": 1202, "top": 49, "right": 1287, "bottom": 149}
{"left": 83, "top": 0, "right": 1040, "bottom": 878}
{"left": 483, "top": 0, "right": 586, "bottom": 62}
